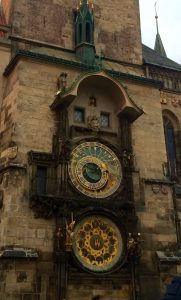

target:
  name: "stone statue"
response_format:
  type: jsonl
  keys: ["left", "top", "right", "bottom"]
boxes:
{"left": 65, "top": 217, "right": 75, "bottom": 252}
{"left": 127, "top": 233, "right": 143, "bottom": 257}
{"left": 56, "top": 72, "right": 68, "bottom": 95}
{"left": 87, "top": 115, "right": 100, "bottom": 131}
{"left": 122, "top": 149, "right": 135, "bottom": 168}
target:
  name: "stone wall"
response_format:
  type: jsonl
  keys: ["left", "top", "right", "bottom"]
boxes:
{"left": 3, "top": 0, "right": 142, "bottom": 64}
{"left": 1, "top": 56, "right": 180, "bottom": 298}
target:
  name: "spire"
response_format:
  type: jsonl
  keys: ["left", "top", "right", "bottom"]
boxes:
{"left": 154, "top": 2, "right": 167, "bottom": 57}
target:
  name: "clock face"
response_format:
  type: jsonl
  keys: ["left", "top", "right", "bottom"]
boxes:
{"left": 72, "top": 215, "right": 123, "bottom": 273}
{"left": 69, "top": 142, "right": 122, "bottom": 198}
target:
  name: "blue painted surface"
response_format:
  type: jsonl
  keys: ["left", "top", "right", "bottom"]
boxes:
{"left": 162, "top": 277, "right": 181, "bottom": 300}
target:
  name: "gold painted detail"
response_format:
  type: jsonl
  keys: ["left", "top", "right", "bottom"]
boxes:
{"left": 69, "top": 142, "right": 122, "bottom": 198}
{"left": 73, "top": 216, "right": 123, "bottom": 272}
{"left": 76, "top": 156, "right": 108, "bottom": 190}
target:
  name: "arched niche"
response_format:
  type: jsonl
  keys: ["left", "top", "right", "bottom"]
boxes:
{"left": 52, "top": 70, "right": 143, "bottom": 125}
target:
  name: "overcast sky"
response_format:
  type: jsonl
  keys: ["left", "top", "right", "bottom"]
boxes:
{"left": 139, "top": 0, "right": 181, "bottom": 64}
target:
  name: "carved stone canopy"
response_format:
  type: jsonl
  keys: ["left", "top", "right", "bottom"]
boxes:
{"left": 51, "top": 70, "right": 143, "bottom": 122}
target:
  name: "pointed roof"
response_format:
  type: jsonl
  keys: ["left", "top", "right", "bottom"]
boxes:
{"left": 154, "top": 33, "right": 167, "bottom": 57}
{"left": 154, "top": 5, "right": 167, "bottom": 57}
{"left": 0, "top": 4, "right": 7, "bottom": 37}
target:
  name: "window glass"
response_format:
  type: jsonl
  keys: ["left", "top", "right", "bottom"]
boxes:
{"left": 74, "top": 107, "right": 85, "bottom": 123}
{"left": 100, "top": 113, "right": 110, "bottom": 128}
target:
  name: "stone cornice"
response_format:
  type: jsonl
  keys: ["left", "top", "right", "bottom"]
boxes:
{"left": 4, "top": 50, "right": 163, "bottom": 88}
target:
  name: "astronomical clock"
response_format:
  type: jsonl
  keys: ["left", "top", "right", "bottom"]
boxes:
{"left": 72, "top": 215, "right": 125, "bottom": 273}
{"left": 69, "top": 141, "right": 122, "bottom": 199}
{"left": 68, "top": 141, "right": 126, "bottom": 273}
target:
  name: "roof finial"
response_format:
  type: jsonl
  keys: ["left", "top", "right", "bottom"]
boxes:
{"left": 154, "top": 1, "right": 167, "bottom": 57}
{"left": 155, "top": 1, "right": 159, "bottom": 34}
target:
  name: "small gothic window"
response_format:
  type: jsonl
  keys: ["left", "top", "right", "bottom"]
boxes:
{"left": 100, "top": 112, "right": 110, "bottom": 128}
{"left": 74, "top": 107, "right": 85, "bottom": 123}
{"left": 37, "top": 166, "right": 47, "bottom": 194}
{"left": 86, "top": 22, "right": 91, "bottom": 43}
{"left": 163, "top": 116, "right": 177, "bottom": 179}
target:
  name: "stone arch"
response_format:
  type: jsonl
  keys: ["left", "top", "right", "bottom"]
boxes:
{"left": 162, "top": 109, "right": 180, "bottom": 131}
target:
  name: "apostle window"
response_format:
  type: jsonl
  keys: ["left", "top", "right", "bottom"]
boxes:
{"left": 74, "top": 107, "right": 85, "bottom": 123}
{"left": 100, "top": 112, "right": 110, "bottom": 128}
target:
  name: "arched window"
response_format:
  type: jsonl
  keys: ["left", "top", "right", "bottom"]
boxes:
{"left": 163, "top": 115, "right": 177, "bottom": 180}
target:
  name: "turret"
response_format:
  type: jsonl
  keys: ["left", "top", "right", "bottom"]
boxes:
{"left": 75, "top": 0, "right": 95, "bottom": 65}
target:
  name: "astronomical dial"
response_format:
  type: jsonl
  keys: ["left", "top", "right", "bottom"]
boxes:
{"left": 72, "top": 215, "right": 123, "bottom": 273}
{"left": 68, "top": 142, "right": 122, "bottom": 198}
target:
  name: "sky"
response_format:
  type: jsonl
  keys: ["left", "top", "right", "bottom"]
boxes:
{"left": 139, "top": 0, "right": 181, "bottom": 64}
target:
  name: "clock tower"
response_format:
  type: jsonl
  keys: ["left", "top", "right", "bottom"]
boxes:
{"left": 0, "top": 1, "right": 181, "bottom": 300}
{"left": 51, "top": 67, "right": 143, "bottom": 299}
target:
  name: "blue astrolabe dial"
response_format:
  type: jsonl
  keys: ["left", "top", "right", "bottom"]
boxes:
{"left": 68, "top": 142, "right": 122, "bottom": 198}
{"left": 83, "top": 163, "right": 102, "bottom": 183}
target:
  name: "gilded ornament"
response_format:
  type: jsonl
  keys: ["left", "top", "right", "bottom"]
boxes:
{"left": 72, "top": 215, "right": 123, "bottom": 272}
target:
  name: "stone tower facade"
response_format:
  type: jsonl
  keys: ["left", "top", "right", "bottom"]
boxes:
{"left": 0, "top": 1, "right": 181, "bottom": 300}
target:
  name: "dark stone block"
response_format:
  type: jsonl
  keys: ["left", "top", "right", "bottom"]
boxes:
{"left": 175, "top": 185, "right": 181, "bottom": 197}
{"left": 140, "top": 276, "right": 161, "bottom": 300}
